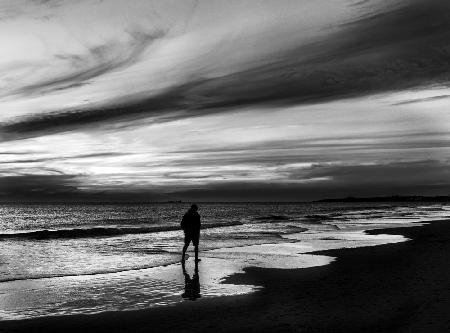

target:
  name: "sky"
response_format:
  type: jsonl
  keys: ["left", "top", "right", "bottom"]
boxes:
{"left": 0, "top": 0, "right": 450, "bottom": 202}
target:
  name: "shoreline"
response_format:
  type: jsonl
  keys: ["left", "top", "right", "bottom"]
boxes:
{"left": 1, "top": 219, "right": 449, "bottom": 332}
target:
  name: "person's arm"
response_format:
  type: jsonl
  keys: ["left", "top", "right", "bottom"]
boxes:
{"left": 180, "top": 214, "right": 187, "bottom": 230}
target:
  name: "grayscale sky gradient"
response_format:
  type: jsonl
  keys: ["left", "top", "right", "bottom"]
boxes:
{"left": 1, "top": 0, "right": 450, "bottom": 201}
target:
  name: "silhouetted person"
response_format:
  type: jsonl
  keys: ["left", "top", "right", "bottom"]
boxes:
{"left": 181, "top": 204, "right": 201, "bottom": 264}
{"left": 181, "top": 264, "right": 201, "bottom": 301}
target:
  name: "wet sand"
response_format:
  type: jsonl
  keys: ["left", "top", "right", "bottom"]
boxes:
{"left": 1, "top": 219, "right": 449, "bottom": 332}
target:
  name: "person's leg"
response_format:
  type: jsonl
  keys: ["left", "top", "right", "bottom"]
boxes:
{"left": 193, "top": 232, "right": 200, "bottom": 262}
{"left": 182, "top": 237, "right": 189, "bottom": 263}
{"left": 182, "top": 244, "right": 188, "bottom": 261}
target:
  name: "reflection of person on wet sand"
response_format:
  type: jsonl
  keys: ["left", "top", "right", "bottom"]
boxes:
{"left": 182, "top": 264, "right": 201, "bottom": 301}
{"left": 181, "top": 204, "right": 201, "bottom": 264}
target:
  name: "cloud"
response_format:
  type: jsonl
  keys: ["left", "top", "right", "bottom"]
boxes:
{"left": 15, "top": 31, "right": 164, "bottom": 96}
{"left": 0, "top": 152, "right": 128, "bottom": 164}
{"left": 1, "top": 0, "right": 450, "bottom": 141}
{"left": 166, "top": 160, "right": 450, "bottom": 201}
{"left": 0, "top": 86, "right": 183, "bottom": 140}
{"left": 0, "top": 173, "right": 170, "bottom": 202}
{"left": 0, "top": 150, "right": 39, "bottom": 155}
{"left": 290, "top": 160, "right": 450, "bottom": 185}
{"left": 0, "top": 174, "right": 80, "bottom": 200}
{"left": 1, "top": 159, "right": 448, "bottom": 202}
{"left": 391, "top": 94, "right": 450, "bottom": 106}
{"left": 169, "top": 130, "right": 450, "bottom": 155}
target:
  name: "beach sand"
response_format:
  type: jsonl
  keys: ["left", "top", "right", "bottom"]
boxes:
{"left": 1, "top": 219, "right": 449, "bottom": 333}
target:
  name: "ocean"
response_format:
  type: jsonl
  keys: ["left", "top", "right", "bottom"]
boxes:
{"left": 0, "top": 202, "right": 449, "bottom": 319}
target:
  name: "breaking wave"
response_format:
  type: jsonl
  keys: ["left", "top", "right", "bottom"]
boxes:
{"left": 0, "top": 221, "right": 242, "bottom": 240}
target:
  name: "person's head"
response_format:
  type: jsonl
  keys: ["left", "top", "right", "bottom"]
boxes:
{"left": 190, "top": 203, "right": 198, "bottom": 212}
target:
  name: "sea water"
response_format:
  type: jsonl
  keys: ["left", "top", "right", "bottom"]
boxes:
{"left": 0, "top": 202, "right": 448, "bottom": 319}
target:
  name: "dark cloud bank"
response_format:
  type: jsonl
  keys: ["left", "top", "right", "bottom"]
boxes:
{"left": 0, "top": 174, "right": 168, "bottom": 202}
{"left": 2, "top": 0, "right": 450, "bottom": 141}
{"left": 2, "top": 160, "right": 449, "bottom": 202}
{"left": 170, "top": 160, "right": 450, "bottom": 202}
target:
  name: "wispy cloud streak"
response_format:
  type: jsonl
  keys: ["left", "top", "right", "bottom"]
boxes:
{"left": 15, "top": 31, "right": 165, "bottom": 96}
{"left": 1, "top": 0, "right": 450, "bottom": 140}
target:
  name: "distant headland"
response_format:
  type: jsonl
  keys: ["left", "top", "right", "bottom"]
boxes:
{"left": 315, "top": 195, "right": 450, "bottom": 203}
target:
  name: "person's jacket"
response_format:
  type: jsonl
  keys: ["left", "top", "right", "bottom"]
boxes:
{"left": 181, "top": 210, "right": 201, "bottom": 234}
